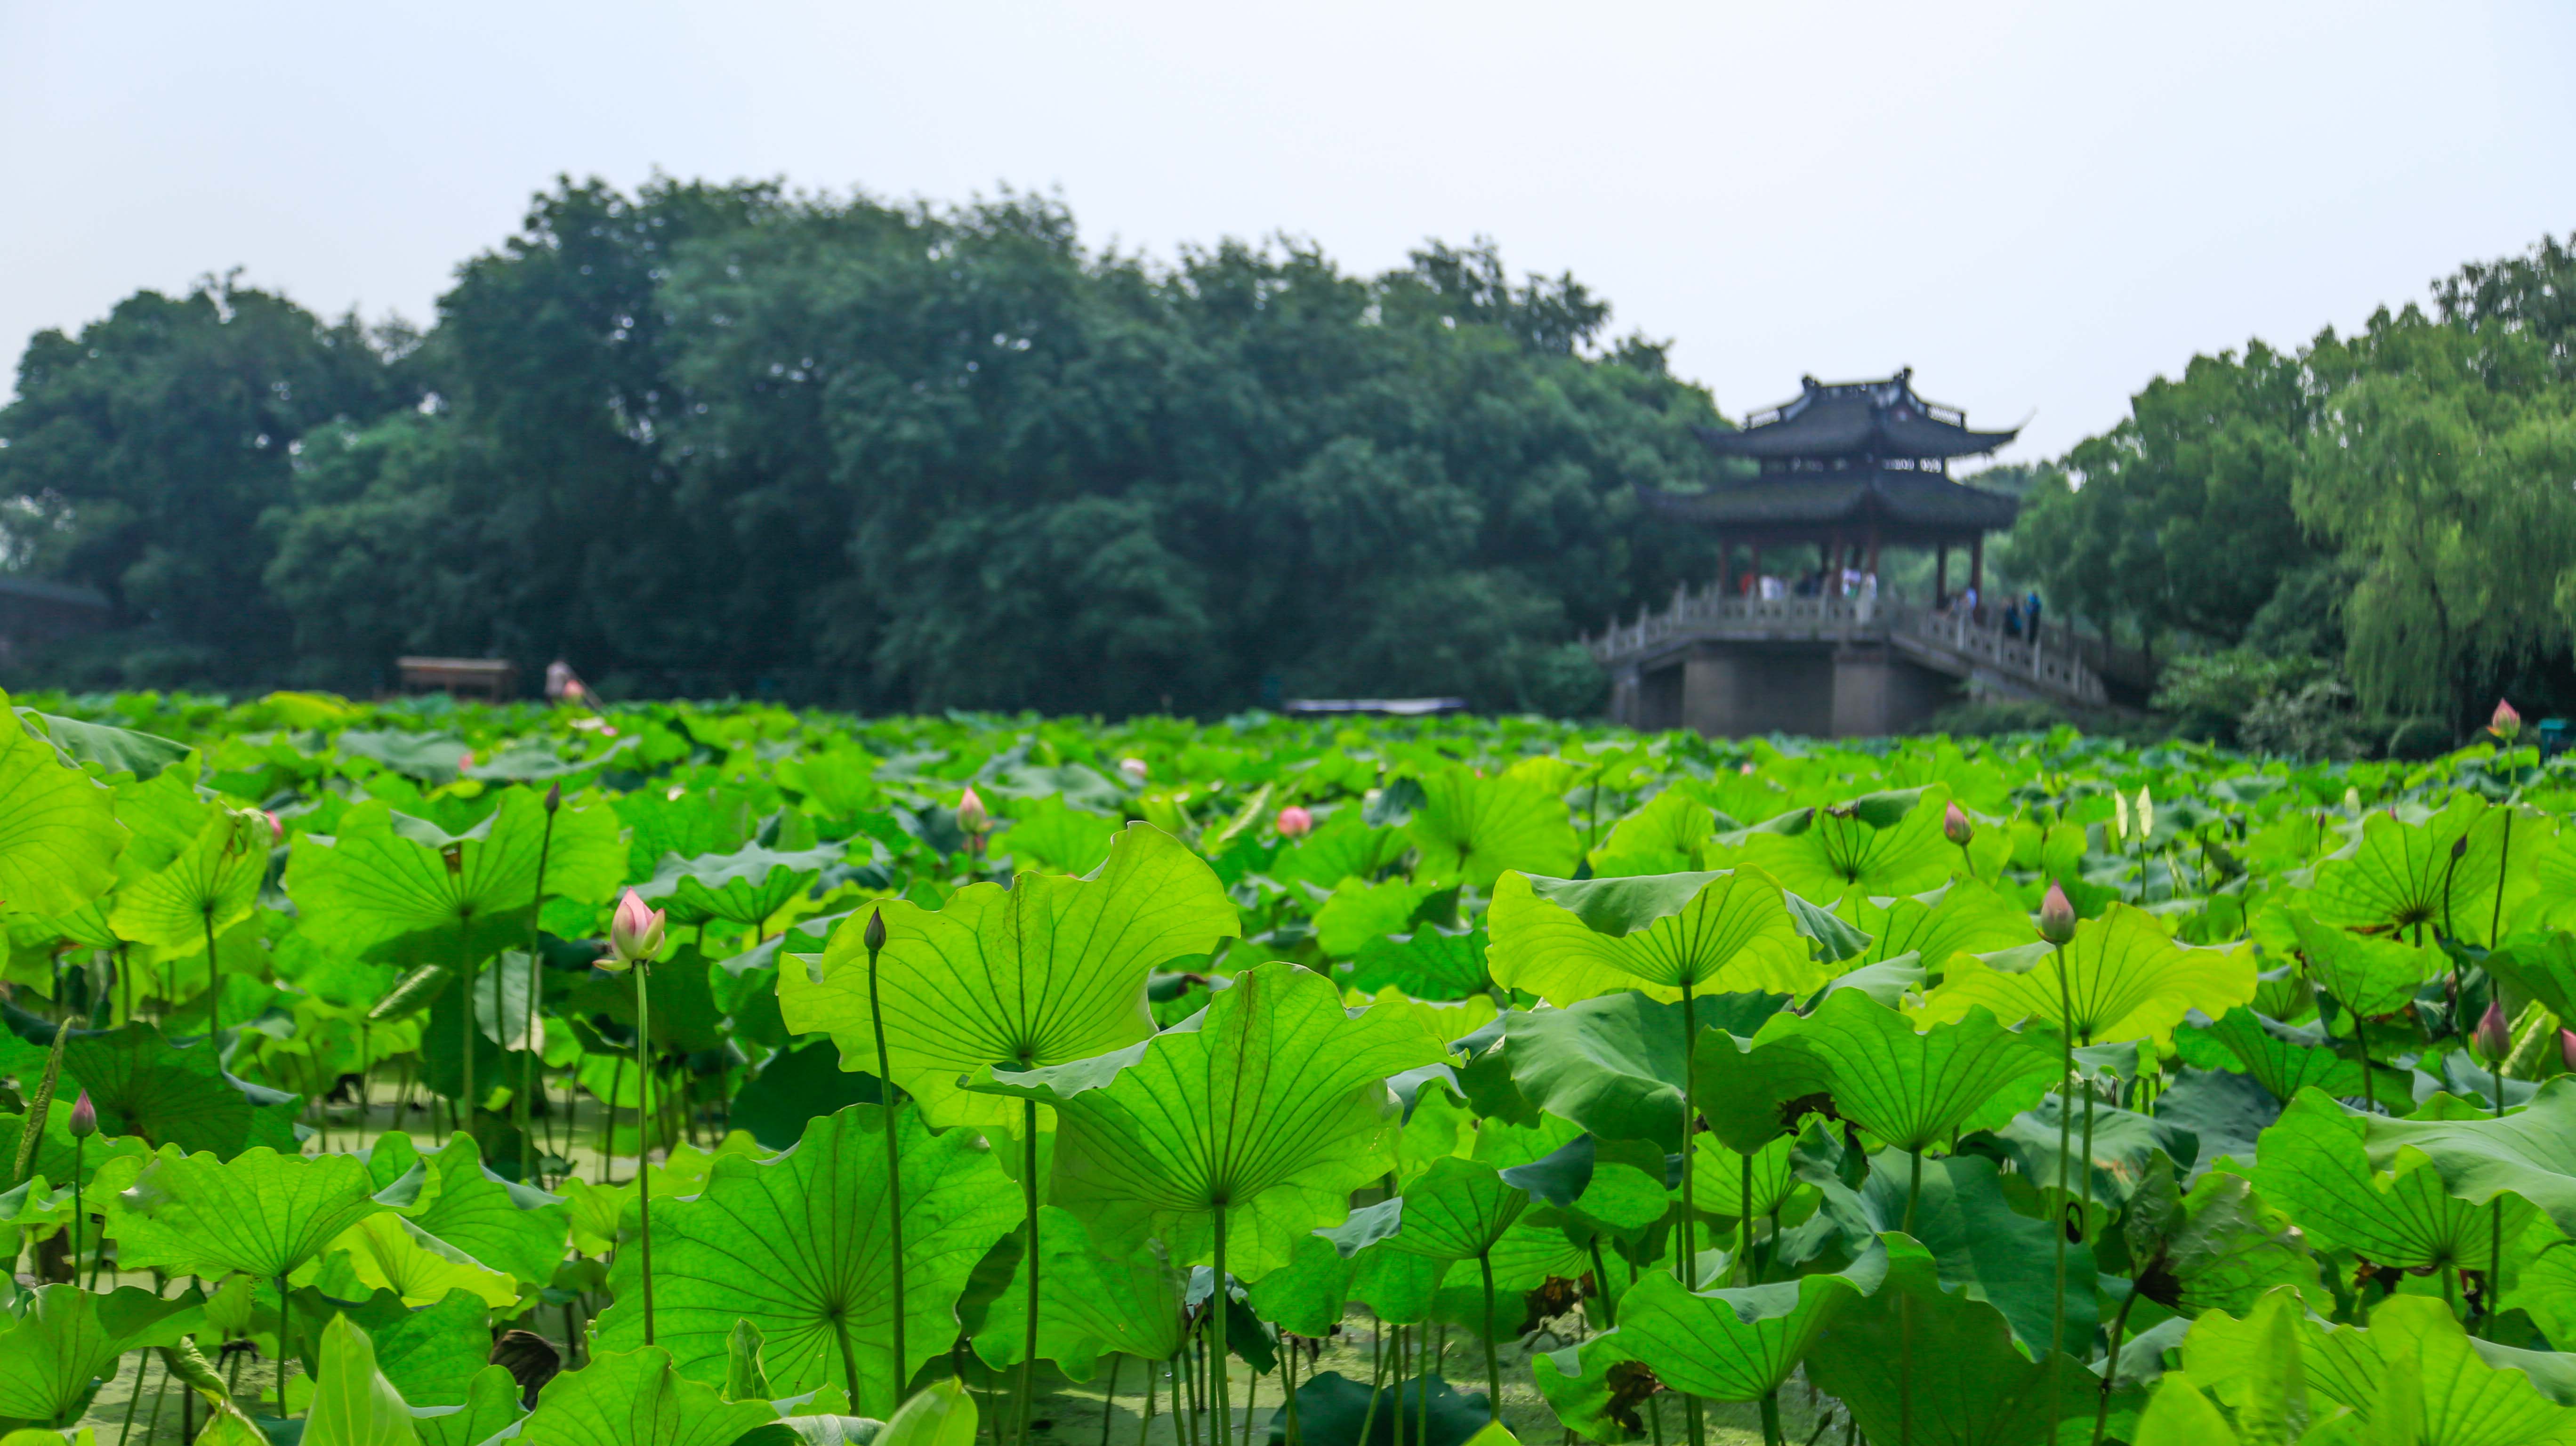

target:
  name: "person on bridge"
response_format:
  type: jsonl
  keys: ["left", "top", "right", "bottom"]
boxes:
{"left": 2027, "top": 590, "right": 2044, "bottom": 634}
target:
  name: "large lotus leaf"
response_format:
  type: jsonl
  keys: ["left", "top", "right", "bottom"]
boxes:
{"left": 2175, "top": 1008, "right": 2408, "bottom": 1107}
{"left": 113, "top": 1145, "right": 386, "bottom": 1280}
{"left": 635, "top": 840, "right": 845, "bottom": 929}
{"left": 24, "top": 707, "right": 193, "bottom": 782}
{"left": 1837, "top": 876, "right": 2035, "bottom": 980}
{"left": 1721, "top": 786, "right": 1958, "bottom": 900}
{"left": 1406, "top": 766, "right": 1581, "bottom": 888}
{"left": 1991, "top": 1093, "right": 2198, "bottom": 1221}
{"left": 970, "top": 1205, "right": 1183, "bottom": 1376}
{"left": 1847, "top": 1150, "right": 2097, "bottom": 1356}
{"left": 399, "top": 1133, "right": 571, "bottom": 1286}
{"left": 781, "top": 822, "right": 1239, "bottom": 1128}
{"left": 1248, "top": 1232, "right": 1357, "bottom": 1337}
{"left": 2250, "top": 1090, "right": 2529, "bottom": 1272}
{"left": 516, "top": 1346, "right": 778, "bottom": 1446}
{"left": 1804, "top": 1234, "right": 2123, "bottom": 1446}
{"left": 60, "top": 1023, "right": 301, "bottom": 1158}
{"left": 1590, "top": 788, "right": 1719, "bottom": 876}
{"left": 0, "top": 1283, "right": 202, "bottom": 1429}
{"left": 2280, "top": 908, "right": 2437, "bottom": 1018}
{"left": 1607, "top": 1245, "right": 1885, "bottom": 1401}
{"left": 2122, "top": 1167, "right": 2327, "bottom": 1319}
{"left": 286, "top": 788, "right": 623, "bottom": 965}
{"left": 1487, "top": 868, "right": 1815, "bottom": 1007}
{"left": 966, "top": 960, "right": 1452, "bottom": 1279}
{"left": 411, "top": 1364, "right": 527, "bottom": 1446}
{"left": 1268, "top": 811, "right": 1410, "bottom": 892}
{"left": 1740, "top": 989, "right": 2057, "bottom": 1152}
{"left": 732, "top": 1041, "right": 885, "bottom": 1150}
{"left": 2195, "top": 1290, "right": 2576, "bottom": 1445}
{"left": 592, "top": 1104, "right": 1019, "bottom": 1418}
{"left": 305, "top": 1212, "right": 518, "bottom": 1309}
{"left": 2485, "top": 930, "right": 2576, "bottom": 1026}
{"left": 1375, "top": 1157, "right": 1532, "bottom": 1261}
{"left": 321, "top": 1289, "right": 497, "bottom": 1410}
{"left": 1272, "top": 1372, "right": 1491, "bottom": 1446}
{"left": 1924, "top": 902, "right": 2256, "bottom": 1047}
{"left": 304, "top": 1315, "right": 419, "bottom": 1446}
{"left": 1682, "top": 1133, "right": 1796, "bottom": 1220}
{"left": 0, "top": 693, "right": 126, "bottom": 918}
{"left": 107, "top": 808, "right": 267, "bottom": 951}
{"left": 1505, "top": 990, "right": 1788, "bottom": 1151}
{"left": 1349, "top": 925, "right": 1491, "bottom": 1001}
{"left": 2342, "top": 1076, "right": 2576, "bottom": 1238}
{"left": 2309, "top": 795, "right": 2539, "bottom": 948}
{"left": 1314, "top": 878, "right": 1441, "bottom": 958}
{"left": 992, "top": 794, "right": 1119, "bottom": 876}
{"left": 2159, "top": 1285, "right": 2322, "bottom": 1445}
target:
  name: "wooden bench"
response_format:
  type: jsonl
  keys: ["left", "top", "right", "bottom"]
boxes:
{"left": 395, "top": 657, "right": 519, "bottom": 701}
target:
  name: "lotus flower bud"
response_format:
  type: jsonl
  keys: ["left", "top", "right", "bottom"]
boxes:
{"left": 1276, "top": 805, "right": 1314, "bottom": 839}
{"left": 863, "top": 908, "right": 887, "bottom": 956}
{"left": 2112, "top": 790, "right": 2130, "bottom": 842}
{"left": 2476, "top": 1000, "right": 2512, "bottom": 1062}
{"left": 1942, "top": 801, "right": 1973, "bottom": 847}
{"left": 263, "top": 811, "right": 283, "bottom": 845}
{"left": 957, "top": 786, "right": 989, "bottom": 835}
{"left": 1119, "top": 757, "right": 1150, "bottom": 784}
{"left": 545, "top": 782, "right": 563, "bottom": 813}
{"left": 2561, "top": 1028, "right": 2576, "bottom": 1074}
{"left": 2492, "top": 699, "right": 2523, "bottom": 743}
{"left": 2453, "top": 835, "right": 2469, "bottom": 861}
{"left": 459, "top": 751, "right": 476, "bottom": 771}
{"left": 67, "top": 1089, "right": 96, "bottom": 1139}
{"left": 607, "top": 888, "right": 665, "bottom": 969}
{"left": 2137, "top": 787, "right": 2154, "bottom": 841}
{"left": 2037, "top": 880, "right": 2078, "bottom": 945}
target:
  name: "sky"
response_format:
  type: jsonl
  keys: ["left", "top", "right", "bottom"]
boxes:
{"left": 4, "top": 1, "right": 2572, "bottom": 460}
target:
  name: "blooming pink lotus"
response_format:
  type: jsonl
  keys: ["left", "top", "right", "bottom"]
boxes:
{"left": 1276, "top": 805, "right": 1314, "bottom": 839}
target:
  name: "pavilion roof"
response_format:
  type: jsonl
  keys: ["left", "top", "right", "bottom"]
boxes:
{"left": 1636, "top": 468, "right": 2021, "bottom": 534}
{"left": 1697, "top": 370, "right": 2020, "bottom": 462}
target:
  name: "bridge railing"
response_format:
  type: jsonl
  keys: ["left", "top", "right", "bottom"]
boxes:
{"left": 1891, "top": 609, "right": 2108, "bottom": 707}
{"left": 1583, "top": 585, "right": 1881, "bottom": 660}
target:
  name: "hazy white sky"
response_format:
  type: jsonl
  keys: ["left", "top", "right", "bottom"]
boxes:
{"left": 4, "top": 1, "right": 2571, "bottom": 459}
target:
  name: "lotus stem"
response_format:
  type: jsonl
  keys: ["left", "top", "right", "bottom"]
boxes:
{"left": 1586, "top": 1237, "right": 1617, "bottom": 1327}
{"left": 1136, "top": 1356, "right": 1156, "bottom": 1446}
{"left": 2050, "top": 941, "right": 2073, "bottom": 1361}
{"left": 277, "top": 1270, "right": 291, "bottom": 1411}
{"left": 2093, "top": 1278, "right": 2142, "bottom": 1446}
{"left": 1360, "top": 1321, "right": 1385, "bottom": 1446}
{"left": 519, "top": 798, "right": 559, "bottom": 1167}
{"left": 460, "top": 912, "right": 477, "bottom": 1139}
{"left": 1739, "top": 1151, "right": 1755, "bottom": 1285}
{"left": 1759, "top": 1390, "right": 1783, "bottom": 1446}
{"left": 867, "top": 913, "right": 909, "bottom": 1402}
{"left": 1212, "top": 1208, "right": 1233, "bottom": 1446}
{"left": 1479, "top": 1250, "right": 1502, "bottom": 1423}
{"left": 1022, "top": 1098, "right": 1041, "bottom": 1446}
{"left": 1101, "top": 1355, "right": 1122, "bottom": 1446}
{"left": 635, "top": 956, "right": 656, "bottom": 1345}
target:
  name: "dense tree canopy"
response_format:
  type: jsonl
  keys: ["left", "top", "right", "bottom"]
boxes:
{"left": 0, "top": 179, "right": 1723, "bottom": 715}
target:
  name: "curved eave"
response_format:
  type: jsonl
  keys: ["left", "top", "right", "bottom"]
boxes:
{"left": 1690, "top": 417, "right": 2021, "bottom": 461}
{"left": 1637, "top": 474, "right": 2021, "bottom": 532}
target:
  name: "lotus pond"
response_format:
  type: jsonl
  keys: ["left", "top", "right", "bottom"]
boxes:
{"left": 6, "top": 690, "right": 2576, "bottom": 1446}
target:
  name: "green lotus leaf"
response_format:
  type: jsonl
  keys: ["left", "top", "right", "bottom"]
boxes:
{"left": 410, "top": 1364, "right": 528, "bottom": 1446}
{"left": 635, "top": 840, "right": 845, "bottom": 928}
{"left": 1375, "top": 1157, "right": 1532, "bottom": 1262}
{"left": 1487, "top": 868, "right": 1815, "bottom": 1007}
{"left": 1267, "top": 811, "right": 1409, "bottom": 892}
{"left": 304, "top": 1212, "right": 518, "bottom": 1308}
{"left": 2154, "top": 1285, "right": 2322, "bottom": 1445}
{"left": 970, "top": 1205, "right": 1184, "bottom": 1376}
{"left": 1271, "top": 1373, "right": 1491, "bottom": 1446}
{"left": 2308, "top": 795, "right": 2537, "bottom": 948}
{"left": 2484, "top": 930, "right": 2576, "bottom": 1026}
{"left": 1839, "top": 1149, "right": 2098, "bottom": 1356}
{"left": 1406, "top": 766, "right": 1581, "bottom": 889}
{"left": 0, "top": 1282, "right": 203, "bottom": 1429}
{"left": 731, "top": 1041, "right": 885, "bottom": 1150}
{"left": 1739, "top": 989, "right": 2058, "bottom": 1152}
{"left": 106, "top": 808, "right": 267, "bottom": 952}
{"left": 1504, "top": 990, "right": 1787, "bottom": 1151}
{"left": 2174, "top": 1008, "right": 2409, "bottom": 1107}
{"left": 966, "top": 960, "right": 1452, "bottom": 1279}
{"left": 592, "top": 1104, "right": 1019, "bottom": 1417}
{"left": 397, "top": 1132, "right": 571, "bottom": 1286}
{"left": 1923, "top": 902, "right": 2256, "bottom": 1047}
{"left": 303, "top": 1314, "right": 419, "bottom": 1446}
{"left": 995, "top": 794, "right": 1119, "bottom": 876}
{"left": 2280, "top": 908, "right": 2436, "bottom": 1018}
{"left": 2191, "top": 1289, "right": 2576, "bottom": 1444}
{"left": 2121, "top": 1166, "right": 2327, "bottom": 1319}
{"left": 1605, "top": 1245, "right": 1886, "bottom": 1402}
{"left": 1991, "top": 1093, "right": 2199, "bottom": 1219}
{"left": 1682, "top": 1133, "right": 1796, "bottom": 1220}
{"left": 1248, "top": 1232, "right": 1357, "bottom": 1337}
{"left": 286, "top": 788, "right": 623, "bottom": 965}
{"left": 1721, "top": 786, "right": 1958, "bottom": 900}
{"left": 340, "top": 1290, "right": 499, "bottom": 1410}
{"left": 781, "top": 822, "right": 1237, "bottom": 1128}
{"left": 1314, "top": 878, "right": 1441, "bottom": 958}
{"left": 1591, "top": 788, "right": 1719, "bottom": 876}
{"left": 2250, "top": 1090, "right": 2530, "bottom": 1272}
{"left": 1840, "top": 877, "right": 2037, "bottom": 977}
{"left": 1348, "top": 925, "right": 1491, "bottom": 1002}
{"left": 113, "top": 1145, "right": 386, "bottom": 1281}
{"left": 23, "top": 707, "right": 193, "bottom": 782}
{"left": 1803, "top": 1235, "right": 2121, "bottom": 1446}
{"left": 0, "top": 691, "right": 127, "bottom": 919}
{"left": 2340, "top": 1076, "right": 2576, "bottom": 1238}
{"left": 515, "top": 1346, "right": 779, "bottom": 1446}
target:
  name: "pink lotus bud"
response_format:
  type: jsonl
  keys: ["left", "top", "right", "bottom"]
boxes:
{"left": 1276, "top": 805, "right": 1314, "bottom": 839}
{"left": 1738, "top": 762, "right": 1756, "bottom": 776}
{"left": 2037, "top": 880, "right": 2078, "bottom": 945}
{"left": 2476, "top": 1000, "right": 2512, "bottom": 1062}
{"left": 2561, "top": 1028, "right": 2576, "bottom": 1074}
{"left": 67, "top": 1089, "right": 96, "bottom": 1139}
{"left": 458, "top": 751, "right": 476, "bottom": 771}
{"left": 263, "top": 811, "right": 283, "bottom": 844}
{"left": 607, "top": 888, "right": 666, "bottom": 969}
{"left": 2492, "top": 699, "right": 2523, "bottom": 743}
{"left": 956, "top": 786, "right": 990, "bottom": 835}
{"left": 1942, "top": 801, "right": 1974, "bottom": 847}
{"left": 544, "top": 782, "right": 563, "bottom": 813}
{"left": 1119, "top": 758, "right": 1150, "bottom": 784}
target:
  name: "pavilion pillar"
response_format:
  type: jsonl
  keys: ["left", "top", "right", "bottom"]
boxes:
{"left": 1935, "top": 543, "right": 1948, "bottom": 601}
{"left": 1971, "top": 535, "right": 1985, "bottom": 599}
{"left": 1865, "top": 524, "right": 1881, "bottom": 577}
